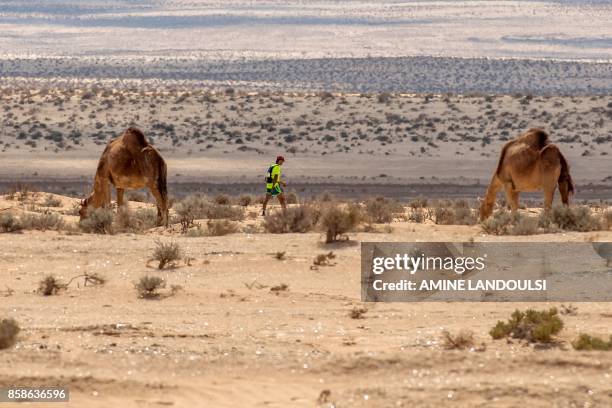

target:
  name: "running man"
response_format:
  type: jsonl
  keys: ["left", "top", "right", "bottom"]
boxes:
{"left": 262, "top": 155, "right": 286, "bottom": 216}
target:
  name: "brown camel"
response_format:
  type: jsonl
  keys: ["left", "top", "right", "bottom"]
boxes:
{"left": 79, "top": 127, "right": 169, "bottom": 226}
{"left": 479, "top": 128, "right": 574, "bottom": 220}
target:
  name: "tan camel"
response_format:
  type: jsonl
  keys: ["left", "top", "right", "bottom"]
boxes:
{"left": 480, "top": 128, "right": 574, "bottom": 220}
{"left": 79, "top": 127, "right": 169, "bottom": 226}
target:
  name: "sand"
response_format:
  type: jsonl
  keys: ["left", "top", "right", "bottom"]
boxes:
{"left": 1, "top": 194, "right": 611, "bottom": 407}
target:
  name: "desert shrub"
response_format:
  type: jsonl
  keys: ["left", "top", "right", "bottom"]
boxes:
{"left": 538, "top": 205, "right": 602, "bottom": 232}
{"left": 365, "top": 197, "right": 402, "bottom": 223}
{"left": 313, "top": 251, "right": 336, "bottom": 266}
{"left": 175, "top": 195, "right": 244, "bottom": 221}
{"left": 263, "top": 205, "right": 319, "bottom": 233}
{"left": 151, "top": 241, "right": 181, "bottom": 269}
{"left": 320, "top": 204, "right": 362, "bottom": 243}
{"left": 433, "top": 206, "right": 455, "bottom": 225}
{"left": 453, "top": 206, "right": 478, "bottom": 225}
{"left": 21, "top": 212, "right": 65, "bottom": 231}
{"left": 135, "top": 276, "right": 165, "bottom": 299}
{"left": 214, "top": 194, "right": 230, "bottom": 205}
{"left": 0, "top": 213, "right": 22, "bottom": 233}
{"left": 43, "top": 194, "right": 62, "bottom": 207}
{"left": 603, "top": 209, "right": 612, "bottom": 230}
{"left": 408, "top": 208, "right": 427, "bottom": 223}
{"left": 481, "top": 209, "right": 519, "bottom": 235}
{"left": 126, "top": 191, "right": 147, "bottom": 202}
{"left": 572, "top": 334, "right": 612, "bottom": 351}
{"left": 490, "top": 308, "right": 563, "bottom": 343}
{"left": 206, "top": 219, "right": 239, "bottom": 236}
{"left": 79, "top": 207, "right": 113, "bottom": 234}
{"left": 238, "top": 195, "right": 252, "bottom": 207}
{"left": 115, "top": 207, "right": 157, "bottom": 233}
{"left": 185, "top": 226, "right": 206, "bottom": 237}
{"left": 38, "top": 274, "right": 65, "bottom": 296}
{"left": 441, "top": 330, "right": 474, "bottom": 350}
{"left": 206, "top": 203, "right": 244, "bottom": 220}
{"left": 510, "top": 215, "right": 539, "bottom": 235}
{"left": 408, "top": 197, "right": 428, "bottom": 210}
{"left": 285, "top": 191, "right": 299, "bottom": 204}
{"left": 0, "top": 318, "right": 20, "bottom": 349}
{"left": 349, "top": 307, "right": 368, "bottom": 319}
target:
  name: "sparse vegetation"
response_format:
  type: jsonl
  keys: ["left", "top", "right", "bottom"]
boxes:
{"left": 349, "top": 307, "right": 368, "bottom": 319}
{"left": 539, "top": 205, "right": 602, "bottom": 232}
{"left": 490, "top": 308, "right": 563, "bottom": 343}
{"left": 313, "top": 251, "right": 336, "bottom": 267}
{"left": 263, "top": 205, "right": 319, "bottom": 233}
{"left": 0, "top": 213, "right": 22, "bottom": 233}
{"left": 38, "top": 274, "right": 65, "bottom": 296}
{"left": 79, "top": 207, "right": 113, "bottom": 234}
{"left": 151, "top": 241, "right": 181, "bottom": 269}
{"left": 365, "top": 197, "right": 402, "bottom": 223}
{"left": 135, "top": 276, "right": 166, "bottom": 299}
{"left": 115, "top": 207, "right": 158, "bottom": 233}
{"left": 206, "top": 219, "right": 239, "bottom": 236}
{"left": 0, "top": 318, "right": 20, "bottom": 350}
{"left": 441, "top": 330, "right": 475, "bottom": 350}
{"left": 572, "top": 333, "right": 612, "bottom": 351}
{"left": 320, "top": 204, "right": 361, "bottom": 243}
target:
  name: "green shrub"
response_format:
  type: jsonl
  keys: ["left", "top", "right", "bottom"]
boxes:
{"left": 263, "top": 205, "right": 319, "bottom": 233}
{"left": 572, "top": 334, "right": 612, "bottom": 351}
{"left": 0, "top": 213, "right": 22, "bottom": 233}
{"left": 490, "top": 308, "right": 563, "bottom": 343}
{"left": 80, "top": 207, "right": 113, "bottom": 234}
{"left": 0, "top": 318, "right": 20, "bottom": 349}
{"left": 539, "top": 205, "right": 602, "bottom": 232}
{"left": 320, "top": 204, "right": 362, "bottom": 243}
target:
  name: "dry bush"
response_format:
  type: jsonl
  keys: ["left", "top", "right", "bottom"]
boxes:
{"left": 509, "top": 215, "right": 539, "bottom": 235}
{"left": 43, "top": 194, "right": 62, "bottom": 207}
{"left": 238, "top": 195, "right": 252, "bottom": 207}
{"left": 79, "top": 207, "right": 113, "bottom": 234}
{"left": 274, "top": 251, "right": 286, "bottom": 260}
{"left": 151, "top": 241, "right": 181, "bottom": 269}
{"left": 21, "top": 212, "right": 65, "bottom": 231}
{"left": 441, "top": 330, "right": 474, "bottom": 350}
{"left": 481, "top": 209, "right": 520, "bottom": 235}
{"left": 38, "top": 274, "right": 65, "bottom": 296}
{"left": 365, "top": 197, "right": 402, "bottom": 223}
{"left": 539, "top": 205, "right": 602, "bottom": 232}
{"left": 0, "top": 213, "right": 22, "bottom": 233}
{"left": 490, "top": 308, "right": 563, "bottom": 343}
{"left": 263, "top": 205, "right": 319, "bottom": 233}
{"left": 126, "top": 191, "right": 147, "bottom": 202}
{"left": 349, "top": 307, "right": 367, "bottom": 319}
{"left": 173, "top": 200, "right": 197, "bottom": 233}
{"left": 206, "top": 219, "right": 239, "bottom": 236}
{"left": 270, "top": 284, "right": 289, "bottom": 294}
{"left": 214, "top": 194, "right": 231, "bottom": 205}
{"left": 0, "top": 318, "right": 20, "bottom": 349}
{"left": 115, "top": 207, "right": 157, "bottom": 233}
{"left": 185, "top": 226, "right": 206, "bottom": 237}
{"left": 285, "top": 191, "right": 299, "bottom": 204}
{"left": 603, "top": 209, "right": 612, "bottom": 230}
{"left": 174, "top": 195, "right": 244, "bottom": 221}
{"left": 408, "top": 208, "right": 427, "bottom": 223}
{"left": 313, "top": 251, "right": 336, "bottom": 266}
{"left": 135, "top": 276, "right": 165, "bottom": 299}
{"left": 433, "top": 200, "right": 477, "bottom": 225}
{"left": 572, "top": 334, "right": 612, "bottom": 351}
{"left": 320, "top": 204, "right": 361, "bottom": 243}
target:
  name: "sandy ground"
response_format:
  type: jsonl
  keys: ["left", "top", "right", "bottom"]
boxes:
{"left": 1, "top": 194, "right": 611, "bottom": 407}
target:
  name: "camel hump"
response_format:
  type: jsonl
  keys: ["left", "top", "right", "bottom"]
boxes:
{"left": 122, "top": 127, "right": 149, "bottom": 148}
{"left": 521, "top": 128, "right": 550, "bottom": 150}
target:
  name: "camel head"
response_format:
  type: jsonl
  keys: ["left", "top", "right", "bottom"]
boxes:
{"left": 78, "top": 198, "right": 89, "bottom": 220}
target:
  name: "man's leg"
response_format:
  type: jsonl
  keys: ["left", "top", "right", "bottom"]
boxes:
{"left": 278, "top": 193, "right": 287, "bottom": 211}
{"left": 262, "top": 193, "right": 271, "bottom": 216}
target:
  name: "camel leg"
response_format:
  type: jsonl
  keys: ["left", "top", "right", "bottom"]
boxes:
{"left": 503, "top": 183, "right": 519, "bottom": 213}
{"left": 116, "top": 188, "right": 125, "bottom": 207}
{"left": 543, "top": 185, "right": 555, "bottom": 212}
{"left": 147, "top": 183, "right": 167, "bottom": 226}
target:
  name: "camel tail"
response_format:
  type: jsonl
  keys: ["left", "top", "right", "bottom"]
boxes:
{"left": 558, "top": 151, "right": 575, "bottom": 195}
